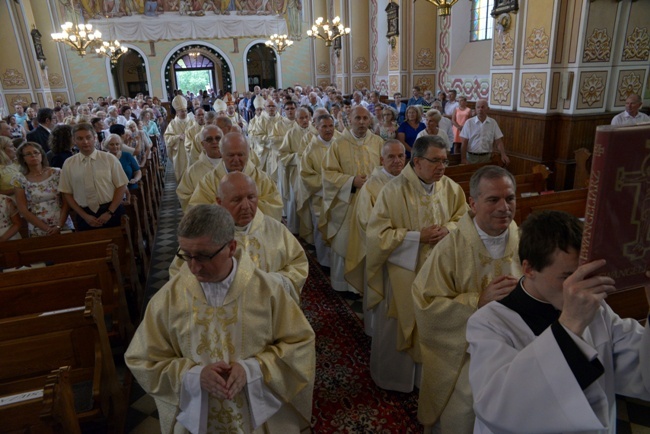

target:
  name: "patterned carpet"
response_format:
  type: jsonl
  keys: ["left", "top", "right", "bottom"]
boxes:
{"left": 124, "top": 163, "right": 650, "bottom": 434}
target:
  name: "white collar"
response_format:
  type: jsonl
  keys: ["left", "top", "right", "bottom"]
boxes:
{"left": 199, "top": 257, "right": 238, "bottom": 307}
{"left": 381, "top": 167, "right": 397, "bottom": 179}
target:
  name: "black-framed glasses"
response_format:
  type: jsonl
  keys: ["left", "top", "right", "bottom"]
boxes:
{"left": 176, "top": 241, "right": 231, "bottom": 263}
{"left": 418, "top": 156, "right": 450, "bottom": 167}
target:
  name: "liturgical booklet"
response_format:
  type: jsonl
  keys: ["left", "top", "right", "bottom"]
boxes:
{"left": 580, "top": 123, "right": 650, "bottom": 291}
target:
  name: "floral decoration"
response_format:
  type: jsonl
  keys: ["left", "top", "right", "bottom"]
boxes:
{"left": 579, "top": 74, "right": 605, "bottom": 107}
{"left": 522, "top": 75, "right": 545, "bottom": 106}
{"left": 524, "top": 28, "right": 550, "bottom": 60}
{"left": 622, "top": 27, "right": 649, "bottom": 61}
{"left": 416, "top": 48, "right": 434, "bottom": 68}
{"left": 492, "top": 76, "right": 511, "bottom": 104}
{"left": 493, "top": 32, "right": 514, "bottom": 63}
{"left": 617, "top": 73, "right": 643, "bottom": 100}
{"left": 583, "top": 28, "right": 611, "bottom": 62}
{"left": 2, "top": 69, "right": 27, "bottom": 88}
{"left": 353, "top": 57, "right": 369, "bottom": 72}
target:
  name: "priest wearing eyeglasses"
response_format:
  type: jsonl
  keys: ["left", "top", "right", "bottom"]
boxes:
{"left": 365, "top": 135, "right": 467, "bottom": 394}
{"left": 125, "top": 204, "right": 315, "bottom": 434}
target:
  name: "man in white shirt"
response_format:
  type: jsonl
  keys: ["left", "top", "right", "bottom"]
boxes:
{"left": 611, "top": 94, "right": 650, "bottom": 126}
{"left": 59, "top": 122, "right": 128, "bottom": 231}
{"left": 460, "top": 99, "right": 509, "bottom": 165}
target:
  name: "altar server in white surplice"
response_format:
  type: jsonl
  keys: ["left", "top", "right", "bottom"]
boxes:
{"left": 468, "top": 210, "right": 650, "bottom": 434}
{"left": 125, "top": 204, "right": 315, "bottom": 434}
{"left": 365, "top": 135, "right": 467, "bottom": 395}
{"left": 345, "top": 139, "right": 406, "bottom": 336}
{"left": 412, "top": 165, "right": 521, "bottom": 433}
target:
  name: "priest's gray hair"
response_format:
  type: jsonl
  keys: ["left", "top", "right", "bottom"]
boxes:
{"left": 177, "top": 204, "right": 234, "bottom": 246}
{"left": 315, "top": 113, "right": 334, "bottom": 125}
{"left": 411, "top": 135, "right": 447, "bottom": 159}
{"left": 382, "top": 139, "right": 405, "bottom": 157}
{"left": 200, "top": 124, "right": 223, "bottom": 141}
{"left": 469, "top": 165, "right": 517, "bottom": 200}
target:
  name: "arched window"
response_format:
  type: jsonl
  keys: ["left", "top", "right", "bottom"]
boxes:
{"left": 471, "top": 0, "right": 494, "bottom": 42}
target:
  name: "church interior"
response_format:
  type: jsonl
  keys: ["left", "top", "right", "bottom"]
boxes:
{"left": 1, "top": 0, "right": 649, "bottom": 432}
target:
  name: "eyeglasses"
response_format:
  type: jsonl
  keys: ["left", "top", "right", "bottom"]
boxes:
{"left": 175, "top": 241, "right": 231, "bottom": 263}
{"left": 203, "top": 137, "right": 222, "bottom": 143}
{"left": 22, "top": 152, "right": 41, "bottom": 158}
{"left": 418, "top": 156, "right": 450, "bottom": 167}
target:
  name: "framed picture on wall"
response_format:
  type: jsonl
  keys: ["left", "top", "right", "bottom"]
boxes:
{"left": 491, "top": 0, "right": 518, "bottom": 17}
{"left": 386, "top": 1, "right": 399, "bottom": 38}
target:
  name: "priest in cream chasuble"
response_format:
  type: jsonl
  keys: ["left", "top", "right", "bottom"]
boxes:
{"left": 365, "top": 136, "right": 467, "bottom": 393}
{"left": 345, "top": 140, "right": 406, "bottom": 336}
{"left": 188, "top": 133, "right": 282, "bottom": 221}
{"left": 176, "top": 125, "right": 223, "bottom": 211}
{"left": 278, "top": 107, "right": 313, "bottom": 235}
{"left": 125, "top": 205, "right": 315, "bottom": 434}
{"left": 298, "top": 123, "right": 333, "bottom": 265}
{"left": 165, "top": 95, "right": 193, "bottom": 183}
{"left": 248, "top": 97, "right": 282, "bottom": 177}
{"left": 320, "top": 106, "right": 383, "bottom": 293}
{"left": 412, "top": 166, "right": 522, "bottom": 432}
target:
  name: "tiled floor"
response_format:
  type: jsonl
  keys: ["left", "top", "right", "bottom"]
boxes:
{"left": 124, "top": 163, "right": 650, "bottom": 434}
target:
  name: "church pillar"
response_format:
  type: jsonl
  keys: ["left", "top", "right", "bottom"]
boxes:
{"left": 387, "top": 0, "right": 437, "bottom": 97}
{"left": 0, "top": 0, "right": 61, "bottom": 114}
{"left": 310, "top": 0, "right": 332, "bottom": 90}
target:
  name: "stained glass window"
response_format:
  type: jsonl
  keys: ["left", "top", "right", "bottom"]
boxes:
{"left": 471, "top": 0, "right": 494, "bottom": 42}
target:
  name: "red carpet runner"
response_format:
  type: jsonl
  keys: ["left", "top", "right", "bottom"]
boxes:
{"left": 300, "top": 251, "right": 422, "bottom": 433}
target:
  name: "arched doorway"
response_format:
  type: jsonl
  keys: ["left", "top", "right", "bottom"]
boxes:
{"left": 164, "top": 45, "right": 232, "bottom": 100}
{"left": 246, "top": 43, "right": 277, "bottom": 91}
{"left": 113, "top": 50, "right": 149, "bottom": 97}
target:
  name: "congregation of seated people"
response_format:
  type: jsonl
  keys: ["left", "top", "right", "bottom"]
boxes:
{"left": 0, "top": 84, "right": 648, "bottom": 434}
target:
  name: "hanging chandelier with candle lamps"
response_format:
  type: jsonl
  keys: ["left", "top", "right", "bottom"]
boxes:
{"left": 415, "top": 0, "right": 460, "bottom": 16}
{"left": 51, "top": 0, "right": 102, "bottom": 57}
{"left": 265, "top": 34, "right": 294, "bottom": 55}
{"left": 95, "top": 40, "right": 129, "bottom": 64}
{"left": 306, "top": 16, "right": 350, "bottom": 47}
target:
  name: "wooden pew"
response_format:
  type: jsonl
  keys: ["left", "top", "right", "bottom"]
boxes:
{"left": 0, "top": 245, "right": 134, "bottom": 343}
{"left": 444, "top": 154, "right": 502, "bottom": 183}
{"left": 124, "top": 196, "right": 151, "bottom": 281}
{"left": 0, "top": 216, "right": 144, "bottom": 315}
{"left": 514, "top": 188, "right": 588, "bottom": 225}
{"left": 0, "top": 290, "right": 126, "bottom": 433}
{"left": 456, "top": 169, "right": 549, "bottom": 199}
{"left": 0, "top": 366, "right": 82, "bottom": 434}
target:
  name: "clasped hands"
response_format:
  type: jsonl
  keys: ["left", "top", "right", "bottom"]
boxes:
{"left": 200, "top": 361, "right": 247, "bottom": 400}
{"left": 419, "top": 224, "right": 449, "bottom": 245}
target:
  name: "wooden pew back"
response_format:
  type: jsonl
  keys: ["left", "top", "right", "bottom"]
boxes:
{"left": 0, "top": 290, "right": 125, "bottom": 432}
{"left": 0, "top": 217, "right": 143, "bottom": 318}
{"left": 514, "top": 188, "right": 588, "bottom": 225}
{"left": 0, "top": 245, "right": 133, "bottom": 342}
{"left": 0, "top": 366, "right": 82, "bottom": 434}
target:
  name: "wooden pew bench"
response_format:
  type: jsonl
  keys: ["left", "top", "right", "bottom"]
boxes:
{"left": 0, "top": 366, "right": 82, "bottom": 434}
{"left": 0, "top": 217, "right": 144, "bottom": 317}
{"left": 514, "top": 188, "right": 588, "bottom": 225}
{"left": 0, "top": 245, "right": 134, "bottom": 343}
{"left": 0, "top": 290, "right": 126, "bottom": 433}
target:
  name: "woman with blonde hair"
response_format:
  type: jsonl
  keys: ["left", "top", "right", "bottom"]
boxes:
{"left": 375, "top": 105, "right": 399, "bottom": 141}
{"left": 0, "top": 136, "right": 20, "bottom": 196}
{"left": 12, "top": 142, "right": 72, "bottom": 236}
{"left": 416, "top": 109, "right": 451, "bottom": 151}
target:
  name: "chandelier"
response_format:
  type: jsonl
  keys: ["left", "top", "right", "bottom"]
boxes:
{"left": 95, "top": 40, "right": 129, "bottom": 64}
{"left": 188, "top": 52, "right": 201, "bottom": 59}
{"left": 265, "top": 34, "right": 294, "bottom": 55}
{"left": 306, "top": 16, "right": 350, "bottom": 47}
{"left": 51, "top": 0, "right": 102, "bottom": 56}
{"left": 416, "top": 0, "right": 459, "bottom": 16}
